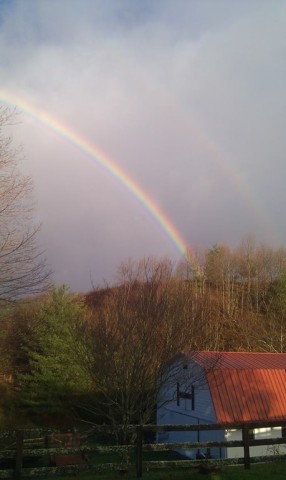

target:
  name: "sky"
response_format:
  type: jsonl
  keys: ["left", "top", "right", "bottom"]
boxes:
{"left": 0, "top": 0, "right": 286, "bottom": 291}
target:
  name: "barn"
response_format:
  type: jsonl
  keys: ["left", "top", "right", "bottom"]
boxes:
{"left": 157, "top": 351, "right": 286, "bottom": 459}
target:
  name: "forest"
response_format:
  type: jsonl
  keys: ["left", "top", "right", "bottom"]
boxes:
{"left": 1, "top": 240, "right": 286, "bottom": 429}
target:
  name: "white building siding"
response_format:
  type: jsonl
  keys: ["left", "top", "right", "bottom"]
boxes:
{"left": 225, "top": 427, "right": 286, "bottom": 458}
{"left": 157, "top": 372, "right": 225, "bottom": 458}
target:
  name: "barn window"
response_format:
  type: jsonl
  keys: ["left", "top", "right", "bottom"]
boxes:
{"left": 176, "top": 384, "right": 195, "bottom": 410}
{"left": 281, "top": 426, "right": 286, "bottom": 438}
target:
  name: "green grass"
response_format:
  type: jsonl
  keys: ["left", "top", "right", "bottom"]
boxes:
{"left": 40, "top": 460, "right": 286, "bottom": 480}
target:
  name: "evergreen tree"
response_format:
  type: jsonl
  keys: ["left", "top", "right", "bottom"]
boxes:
{"left": 20, "top": 286, "right": 92, "bottom": 415}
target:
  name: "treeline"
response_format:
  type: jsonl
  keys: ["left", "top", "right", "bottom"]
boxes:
{"left": 179, "top": 236, "right": 286, "bottom": 352}
{"left": 1, "top": 237, "right": 286, "bottom": 428}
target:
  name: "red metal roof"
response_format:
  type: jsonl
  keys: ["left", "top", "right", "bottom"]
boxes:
{"left": 190, "top": 352, "right": 286, "bottom": 424}
{"left": 207, "top": 368, "right": 286, "bottom": 423}
{"left": 192, "top": 351, "right": 286, "bottom": 370}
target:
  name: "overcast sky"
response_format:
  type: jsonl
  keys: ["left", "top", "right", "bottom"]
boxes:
{"left": 0, "top": 0, "right": 286, "bottom": 291}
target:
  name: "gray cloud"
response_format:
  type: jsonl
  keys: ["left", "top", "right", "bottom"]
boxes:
{"left": 1, "top": 0, "right": 286, "bottom": 290}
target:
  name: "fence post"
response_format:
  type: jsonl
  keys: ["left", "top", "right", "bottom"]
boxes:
{"left": 136, "top": 426, "right": 143, "bottom": 478}
{"left": 242, "top": 425, "right": 251, "bottom": 469}
{"left": 14, "top": 430, "right": 24, "bottom": 478}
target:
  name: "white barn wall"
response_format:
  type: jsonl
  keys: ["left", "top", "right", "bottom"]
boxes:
{"left": 226, "top": 427, "right": 286, "bottom": 458}
{"left": 157, "top": 373, "right": 225, "bottom": 458}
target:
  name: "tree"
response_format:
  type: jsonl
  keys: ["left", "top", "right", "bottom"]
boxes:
{"left": 19, "top": 286, "right": 92, "bottom": 418}
{"left": 0, "top": 106, "right": 50, "bottom": 302}
{"left": 260, "top": 274, "right": 286, "bottom": 352}
{"left": 80, "top": 258, "right": 198, "bottom": 440}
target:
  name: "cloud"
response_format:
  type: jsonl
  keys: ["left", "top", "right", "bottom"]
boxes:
{"left": 0, "top": 0, "right": 286, "bottom": 290}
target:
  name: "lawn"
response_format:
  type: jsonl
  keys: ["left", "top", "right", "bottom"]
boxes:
{"left": 41, "top": 461, "right": 286, "bottom": 480}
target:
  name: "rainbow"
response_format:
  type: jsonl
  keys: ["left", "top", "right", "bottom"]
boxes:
{"left": 0, "top": 90, "right": 200, "bottom": 271}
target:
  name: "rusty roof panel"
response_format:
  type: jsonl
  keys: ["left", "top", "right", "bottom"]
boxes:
{"left": 191, "top": 351, "right": 286, "bottom": 370}
{"left": 206, "top": 369, "right": 286, "bottom": 424}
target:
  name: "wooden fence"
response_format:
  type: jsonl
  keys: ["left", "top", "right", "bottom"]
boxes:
{"left": 1, "top": 421, "right": 286, "bottom": 478}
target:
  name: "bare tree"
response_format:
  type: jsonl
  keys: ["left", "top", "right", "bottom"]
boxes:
{"left": 79, "top": 257, "right": 198, "bottom": 441}
{"left": 0, "top": 106, "right": 50, "bottom": 302}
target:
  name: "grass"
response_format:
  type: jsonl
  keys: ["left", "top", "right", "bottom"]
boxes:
{"left": 2, "top": 440, "right": 286, "bottom": 479}
{"left": 39, "top": 460, "right": 286, "bottom": 480}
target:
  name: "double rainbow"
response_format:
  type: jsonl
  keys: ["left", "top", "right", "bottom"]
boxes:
{"left": 0, "top": 90, "right": 199, "bottom": 271}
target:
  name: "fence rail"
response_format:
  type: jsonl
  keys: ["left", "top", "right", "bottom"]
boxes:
{"left": 0, "top": 421, "right": 286, "bottom": 478}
